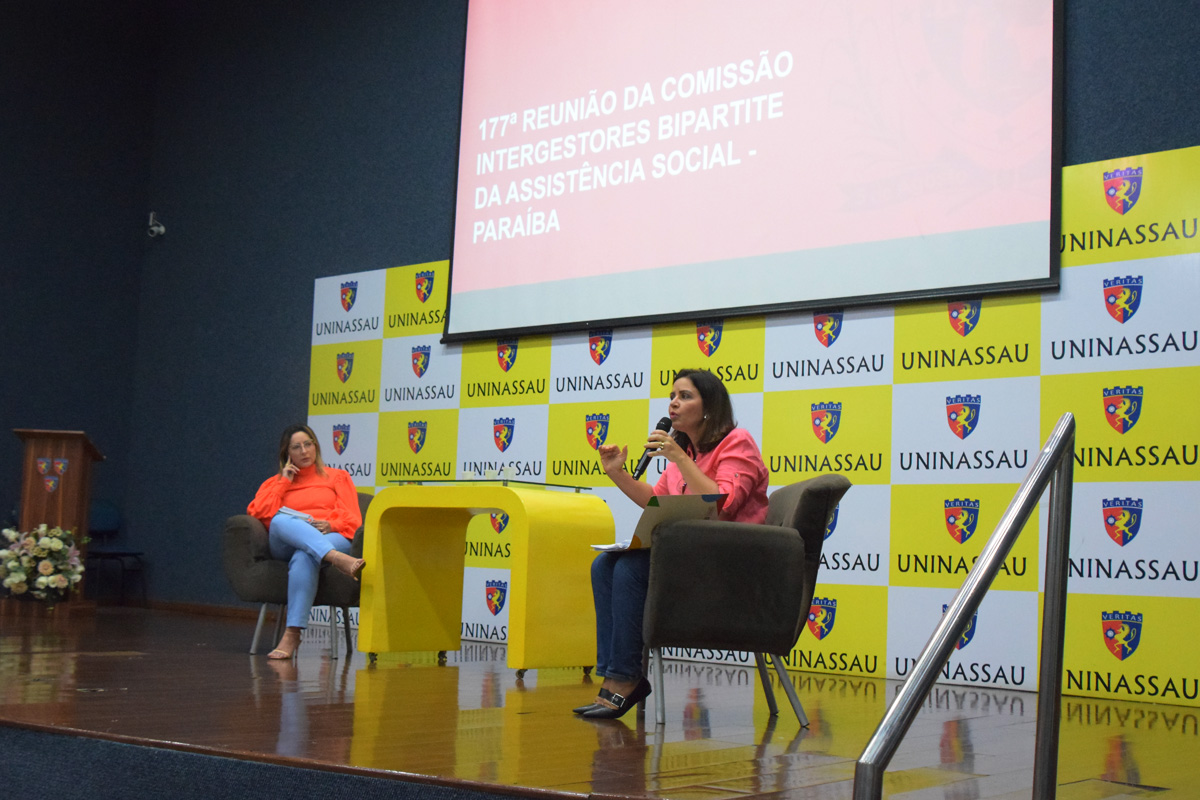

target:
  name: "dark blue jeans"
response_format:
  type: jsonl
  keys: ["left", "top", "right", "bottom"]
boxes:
{"left": 591, "top": 549, "right": 651, "bottom": 682}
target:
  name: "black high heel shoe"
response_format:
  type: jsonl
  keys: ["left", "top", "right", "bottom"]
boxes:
{"left": 580, "top": 678, "right": 651, "bottom": 720}
{"left": 572, "top": 688, "right": 616, "bottom": 715}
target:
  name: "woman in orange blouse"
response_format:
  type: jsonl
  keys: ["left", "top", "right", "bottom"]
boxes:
{"left": 247, "top": 424, "right": 365, "bottom": 659}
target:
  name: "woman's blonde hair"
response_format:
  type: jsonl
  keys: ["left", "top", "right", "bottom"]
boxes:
{"left": 277, "top": 423, "right": 326, "bottom": 477}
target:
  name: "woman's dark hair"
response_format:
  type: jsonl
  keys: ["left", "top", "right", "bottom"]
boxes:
{"left": 671, "top": 368, "right": 736, "bottom": 454}
{"left": 277, "top": 423, "right": 326, "bottom": 476}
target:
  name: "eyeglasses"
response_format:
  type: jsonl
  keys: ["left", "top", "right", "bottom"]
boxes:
{"left": 288, "top": 440, "right": 316, "bottom": 453}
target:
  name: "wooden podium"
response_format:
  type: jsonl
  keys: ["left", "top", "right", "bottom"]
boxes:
{"left": 13, "top": 429, "right": 104, "bottom": 542}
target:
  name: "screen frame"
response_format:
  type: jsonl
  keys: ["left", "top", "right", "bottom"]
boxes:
{"left": 442, "top": 0, "right": 1064, "bottom": 344}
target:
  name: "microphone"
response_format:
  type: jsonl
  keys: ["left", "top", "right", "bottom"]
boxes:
{"left": 632, "top": 417, "right": 672, "bottom": 480}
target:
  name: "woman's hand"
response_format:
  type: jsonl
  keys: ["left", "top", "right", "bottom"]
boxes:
{"left": 281, "top": 459, "right": 299, "bottom": 481}
{"left": 311, "top": 520, "right": 333, "bottom": 534}
{"left": 647, "top": 431, "right": 686, "bottom": 465}
{"left": 598, "top": 444, "right": 628, "bottom": 478}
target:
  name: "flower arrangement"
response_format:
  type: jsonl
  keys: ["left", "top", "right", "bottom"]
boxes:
{"left": 1, "top": 525, "right": 85, "bottom": 603}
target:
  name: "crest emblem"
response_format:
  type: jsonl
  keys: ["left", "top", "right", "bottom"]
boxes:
{"left": 336, "top": 352, "right": 354, "bottom": 383}
{"left": 36, "top": 458, "right": 51, "bottom": 475}
{"left": 53, "top": 458, "right": 68, "bottom": 475}
{"left": 408, "top": 421, "right": 427, "bottom": 454}
{"left": 813, "top": 312, "right": 842, "bottom": 348}
{"left": 696, "top": 320, "right": 723, "bottom": 357}
{"left": 1103, "top": 386, "right": 1143, "bottom": 434}
{"left": 411, "top": 345, "right": 431, "bottom": 378}
{"left": 493, "top": 417, "right": 515, "bottom": 452}
{"left": 490, "top": 512, "right": 509, "bottom": 534}
{"left": 415, "top": 270, "right": 435, "bottom": 303}
{"left": 945, "top": 394, "right": 981, "bottom": 440}
{"left": 947, "top": 300, "right": 982, "bottom": 337}
{"left": 1103, "top": 276, "right": 1142, "bottom": 324}
{"left": 943, "top": 604, "right": 978, "bottom": 650}
{"left": 331, "top": 424, "right": 350, "bottom": 456}
{"left": 585, "top": 413, "right": 609, "bottom": 449}
{"left": 823, "top": 506, "right": 840, "bottom": 540}
{"left": 1103, "top": 167, "right": 1143, "bottom": 215}
{"left": 497, "top": 339, "right": 518, "bottom": 372}
{"left": 944, "top": 499, "right": 980, "bottom": 544}
{"left": 1102, "top": 497, "right": 1143, "bottom": 547}
{"left": 44, "top": 476, "right": 60, "bottom": 493}
{"left": 339, "top": 281, "right": 357, "bottom": 312}
{"left": 806, "top": 597, "right": 837, "bottom": 640}
{"left": 589, "top": 329, "right": 613, "bottom": 365}
{"left": 810, "top": 402, "right": 841, "bottom": 444}
{"left": 485, "top": 580, "right": 508, "bottom": 615}
{"left": 1101, "top": 611, "right": 1142, "bottom": 660}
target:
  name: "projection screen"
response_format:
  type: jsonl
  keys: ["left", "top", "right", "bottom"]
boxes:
{"left": 445, "top": 0, "right": 1061, "bottom": 340}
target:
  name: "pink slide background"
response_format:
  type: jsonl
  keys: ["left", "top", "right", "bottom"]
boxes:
{"left": 452, "top": 0, "right": 1053, "bottom": 294}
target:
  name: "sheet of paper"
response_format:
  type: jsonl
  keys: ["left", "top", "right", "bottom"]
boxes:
{"left": 278, "top": 506, "right": 314, "bottom": 522}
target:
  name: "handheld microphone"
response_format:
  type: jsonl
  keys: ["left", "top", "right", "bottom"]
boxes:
{"left": 632, "top": 417, "right": 672, "bottom": 480}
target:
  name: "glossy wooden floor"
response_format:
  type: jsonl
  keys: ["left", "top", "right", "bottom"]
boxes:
{"left": 1, "top": 607, "right": 1197, "bottom": 799}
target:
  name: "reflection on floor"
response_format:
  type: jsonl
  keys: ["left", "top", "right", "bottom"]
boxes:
{"left": 0, "top": 608, "right": 1196, "bottom": 798}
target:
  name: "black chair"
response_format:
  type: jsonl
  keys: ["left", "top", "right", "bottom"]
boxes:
{"left": 222, "top": 492, "right": 371, "bottom": 657}
{"left": 85, "top": 499, "right": 147, "bottom": 605}
{"left": 642, "top": 474, "right": 851, "bottom": 726}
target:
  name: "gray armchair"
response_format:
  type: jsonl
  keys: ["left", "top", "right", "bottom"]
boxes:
{"left": 643, "top": 474, "right": 851, "bottom": 726}
{"left": 222, "top": 492, "right": 371, "bottom": 657}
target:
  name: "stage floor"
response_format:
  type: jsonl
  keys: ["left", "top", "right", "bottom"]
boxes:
{"left": 0, "top": 607, "right": 1195, "bottom": 799}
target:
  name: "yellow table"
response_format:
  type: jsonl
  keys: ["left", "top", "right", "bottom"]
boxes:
{"left": 358, "top": 483, "right": 613, "bottom": 670}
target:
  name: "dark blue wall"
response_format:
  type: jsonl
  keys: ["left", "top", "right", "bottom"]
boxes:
{"left": 123, "top": 0, "right": 467, "bottom": 603}
{"left": 1, "top": 1, "right": 1196, "bottom": 607}
{"left": 0, "top": 0, "right": 155, "bottom": 525}
{"left": 1062, "top": 1, "right": 1200, "bottom": 164}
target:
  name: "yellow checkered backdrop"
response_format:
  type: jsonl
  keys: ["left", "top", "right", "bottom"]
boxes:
{"left": 311, "top": 145, "right": 1200, "bottom": 707}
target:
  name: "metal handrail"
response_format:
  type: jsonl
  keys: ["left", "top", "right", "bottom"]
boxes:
{"left": 853, "top": 413, "right": 1075, "bottom": 800}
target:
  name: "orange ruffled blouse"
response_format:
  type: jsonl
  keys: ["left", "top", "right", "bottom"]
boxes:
{"left": 247, "top": 465, "right": 362, "bottom": 540}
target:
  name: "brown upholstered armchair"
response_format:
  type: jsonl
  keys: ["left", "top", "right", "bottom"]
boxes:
{"left": 642, "top": 474, "right": 851, "bottom": 726}
{"left": 222, "top": 492, "right": 372, "bottom": 657}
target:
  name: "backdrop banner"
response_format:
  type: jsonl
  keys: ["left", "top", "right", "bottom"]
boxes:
{"left": 311, "top": 145, "right": 1200, "bottom": 706}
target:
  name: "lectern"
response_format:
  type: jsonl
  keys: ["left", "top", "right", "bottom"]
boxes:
{"left": 13, "top": 429, "right": 104, "bottom": 540}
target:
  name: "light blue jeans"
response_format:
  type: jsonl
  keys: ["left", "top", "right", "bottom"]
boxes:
{"left": 268, "top": 514, "right": 352, "bottom": 628}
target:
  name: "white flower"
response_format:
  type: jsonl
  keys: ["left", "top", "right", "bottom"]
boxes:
{"left": 37, "top": 536, "right": 53, "bottom": 549}
{"left": 5, "top": 560, "right": 18, "bottom": 572}
{"left": 0, "top": 549, "right": 10, "bottom": 559}
{"left": 69, "top": 573, "right": 82, "bottom": 584}
{"left": 35, "top": 576, "right": 50, "bottom": 589}
{"left": 2, "top": 528, "right": 18, "bottom": 542}
{"left": 35, "top": 524, "right": 48, "bottom": 535}
{"left": 4, "top": 571, "right": 27, "bottom": 586}
{"left": 48, "top": 539, "right": 64, "bottom": 551}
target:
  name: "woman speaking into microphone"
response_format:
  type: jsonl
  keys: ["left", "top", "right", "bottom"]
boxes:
{"left": 575, "top": 369, "right": 769, "bottom": 719}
